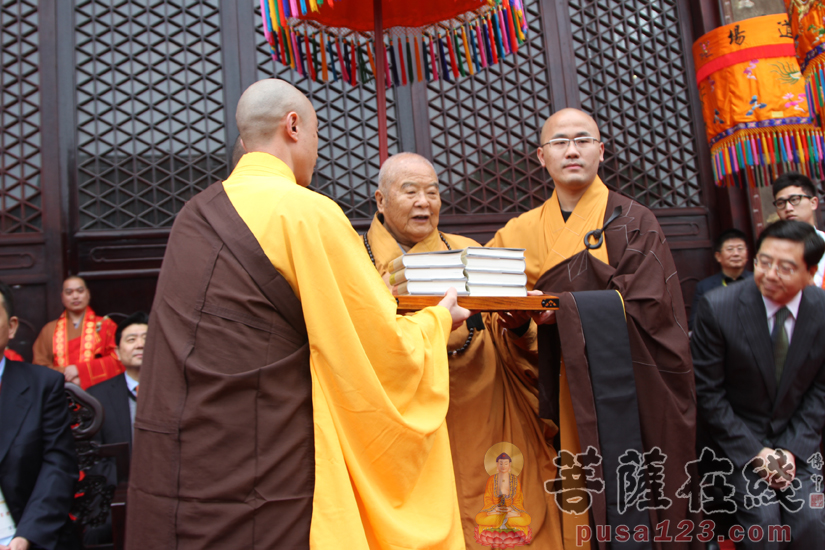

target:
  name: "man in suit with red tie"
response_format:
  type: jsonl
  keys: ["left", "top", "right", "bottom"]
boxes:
{"left": 692, "top": 220, "right": 825, "bottom": 548}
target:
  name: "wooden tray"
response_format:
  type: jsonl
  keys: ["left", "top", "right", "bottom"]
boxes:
{"left": 395, "top": 295, "right": 559, "bottom": 312}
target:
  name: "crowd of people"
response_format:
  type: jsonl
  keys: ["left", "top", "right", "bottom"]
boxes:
{"left": 1, "top": 79, "right": 824, "bottom": 550}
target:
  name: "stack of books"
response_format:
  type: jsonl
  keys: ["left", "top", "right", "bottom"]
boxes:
{"left": 389, "top": 250, "right": 469, "bottom": 295}
{"left": 462, "top": 247, "right": 527, "bottom": 297}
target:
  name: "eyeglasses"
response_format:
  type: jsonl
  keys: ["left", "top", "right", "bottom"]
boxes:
{"left": 754, "top": 255, "right": 796, "bottom": 278}
{"left": 722, "top": 245, "right": 746, "bottom": 253}
{"left": 541, "top": 137, "right": 601, "bottom": 151}
{"left": 772, "top": 194, "right": 813, "bottom": 210}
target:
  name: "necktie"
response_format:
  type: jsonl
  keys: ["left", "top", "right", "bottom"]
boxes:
{"left": 772, "top": 307, "right": 790, "bottom": 384}
{"left": 135, "top": 385, "right": 139, "bottom": 398}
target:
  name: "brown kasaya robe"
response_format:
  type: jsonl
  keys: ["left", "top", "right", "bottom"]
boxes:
{"left": 490, "top": 188, "right": 701, "bottom": 550}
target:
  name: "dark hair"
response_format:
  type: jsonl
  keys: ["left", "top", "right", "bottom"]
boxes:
{"left": 496, "top": 453, "right": 512, "bottom": 462}
{"left": 115, "top": 311, "right": 150, "bottom": 346}
{"left": 713, "top": 228, "right": 749, "bottom": 253}
{"left": 756, "top": 220, "right": 825, "bottom": 270}
{"left": 0, "top": 281, "right": 14, "bottom": 318}
{"left": 772, "top": 172, "right": 818, "bottom": 199}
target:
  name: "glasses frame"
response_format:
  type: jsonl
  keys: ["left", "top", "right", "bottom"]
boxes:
{"left": 772, "top": 194, "right": 813, "bottom": 210}
{"left": 540, "top": 137, "right": 601, "bottom": 151}
{"left": 753, "top": 255, "right": 796, "bottom": 278}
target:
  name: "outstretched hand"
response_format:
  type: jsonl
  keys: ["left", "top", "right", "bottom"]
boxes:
{"left": 437, "top": 288, "right": 472, "bottom": 331}
{"left": 498, "top": 290, "right": 556, "bottom": 330}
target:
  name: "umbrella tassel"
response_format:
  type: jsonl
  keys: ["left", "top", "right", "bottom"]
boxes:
{"left": 309, "top": 0, "right": 318, "bottom": 12}
{"left": 293, "top": 29, "right": 305, "bottom": 76}
{"left": 261, "top": 0, "right": 273, "bottom": 36}
{"left": 416, "top": 35, "right": 425, "bottom": 82}
{"left": 406, "top": 37, "right": 415, "bottom": 83}
{"left": 320, "top": 31, "right": 328, "bottom": 81}
{"left": 366, "top": 40, "right": 377, "bottom": 80}
{"left": 282, "top": 0, "right": 290, "bottom": 20}
{"left": 497, "top": 8, "right": 509, "bottom": 54}
{"left": 439, "top": 35, "right": 452, "bottom": 82}
{"left": 505, "top": 6, "right": 518, "bottom": 52}
{"left": 445, "top": 30, "right": 459, "bottom": 79}
{"left": 299, "top": 0, "right": 307, "bottom": 15}
{"left": 429, "top": 35, "right": 439, "bottom": 81}
{"left": 327, "top": 36, "right": 338, "bottom": 81}
{"left": 475, "top": 21, "right": 487, "bottom": 67}
{"left": 383, "top": 41, "right": 393, "bottom": 87}
{"left": 454, "top": 29, "right": 466, "bottom": 77}
{"left": 335, "top": 35, "right": 349, "bottom": 82}
{"left": 483, "top": 18, "right": 495, "bottom": 65}
{"left": 512, "top": 5, "right": 524, "bottom": 43}
{"left": 342, "top": 38, "right": 351, "bottom": 84}
{"left": 350, "top": 39, "right": 358, "bottom": 85}
{"left": 398, "top": 38, "right": 408, "bottom": 85}
{"left": 289, "top": 0, "right": 299, "bottom": 17}
{"left": 422, "top": 36, "right": 430, "bottom": 81}
{"left": 462, "top": 25, "right": 474, "bottom": 75}
{"left": 492, "top": 11, "right": 506, "bottom": 58}
{"left": 390, "top": 43, "right": 401, "bottom": 86}
{"left": 305, "top": 32, "right": 316, "bottom": 80}
{"left": 311, "top": 33, "right": 321, "bottom": 80}
{"left": 357, "top": 41, "right": 369, "bottom": 83}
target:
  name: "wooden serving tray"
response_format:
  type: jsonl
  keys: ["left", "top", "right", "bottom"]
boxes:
{"left": 395, "top": 295, "right": 559, "bottom": 312}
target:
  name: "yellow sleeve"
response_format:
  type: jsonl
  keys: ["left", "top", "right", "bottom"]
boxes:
{"left": 225, "top": 180, "right": 463, "bottom": 550}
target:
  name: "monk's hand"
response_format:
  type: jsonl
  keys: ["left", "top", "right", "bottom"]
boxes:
{"left": 438, "top": 288, "right": 471, "bottom": 331}
{"left": 64, "top": 365, "right": 81, "bottom": 386}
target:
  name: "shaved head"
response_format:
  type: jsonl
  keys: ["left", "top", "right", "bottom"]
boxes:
{"left": 235, "top": 79, "right": 318, "bottom": 187}
{"left": 540, "top": 108, "right": 600, "bottom": 144}
{"left": 378, "top": 152, "right": 437, "bottom": 194}
{"left": 236, "top": 79, "right": 313, "bottom": 151}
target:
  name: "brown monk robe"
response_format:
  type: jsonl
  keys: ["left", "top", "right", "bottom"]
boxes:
{"left": 365, "top": 152, "right": 564, "bottom": 549}
{"left": 126, "top": 82, "right": 470, "bottom": 550}
{"left": 489, "top": 109, "right": 701, "bottom": 550}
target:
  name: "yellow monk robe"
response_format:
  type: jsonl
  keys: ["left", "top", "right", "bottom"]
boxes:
{"left": 223, "top": 153, "right": 463, "bottom": 550}
{"left": 365, "top": 216, "right": 566, "bottom": 549}
{"left": 488, "top": 179, "right": 611, "bottom": 550}
{"left": 32, "top": 306, "right": 123, "bottom": 389}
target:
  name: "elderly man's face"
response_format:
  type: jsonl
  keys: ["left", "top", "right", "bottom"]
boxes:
{"left": 117, "top": 323, "right": 148, "bottom": 370}
{"left": 537, "top": 110, "right": 604, "bottom": 193}
{"left": 377, "top": 160, "right": 441, "bottom": 246}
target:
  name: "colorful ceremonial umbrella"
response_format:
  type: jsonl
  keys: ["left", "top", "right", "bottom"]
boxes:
{"left": 785, "top": 0, "right": 825, "bottom": 127}
{"left": 259, "top": 0, "right": 528, "bottom": 162}
{"left": 693, "top": 13, "right": 824, "bottom": 186}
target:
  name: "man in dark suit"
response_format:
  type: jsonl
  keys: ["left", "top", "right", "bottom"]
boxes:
{"left": 87, "top": 311, "right": 148, "bottom": 456}
{"left": 692, "top": 220, "right": 825, "bottom": 548}
{"left": 0, "top": 281, "right": 78, "bottom": 550}
{"left": 689, "top": 228, "right": 753, "bottom": 330}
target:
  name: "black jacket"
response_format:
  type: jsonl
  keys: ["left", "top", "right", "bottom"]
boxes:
{"left": 688, "top": 270, "right": 753, "bottom": 330}
{"left": 692, "top": 279, "right": 825, "bottom": 468}
{"left": 0, "top": 361, "right": 78, "bottom": 550}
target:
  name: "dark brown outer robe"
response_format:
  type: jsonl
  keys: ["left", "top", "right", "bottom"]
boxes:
{"left": 125, "top": 181, "right": 314, "bottom": 549}
{"left": 507, "top": 190, "right": 701, "bottom": 550}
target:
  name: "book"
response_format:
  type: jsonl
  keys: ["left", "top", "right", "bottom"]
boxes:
{"left": 464, "top": 270, "right": 528, "bottom": 286}
{"left": 461, "top": 256, "right": 527, "bottom": 272}
{"left": 461, "top": 246, "right": 525, "bottom": 260}
{"left": 467, "top": 284, "right": 528, "bottom": 297}
{"left": 389, "top": 267, "right": 467, "bottom": 285}
{"left": 388, "top": 249, "right": 465, "bottom": 272}
{"left": 396, "top": 280, "right": 469, "bottom": 295}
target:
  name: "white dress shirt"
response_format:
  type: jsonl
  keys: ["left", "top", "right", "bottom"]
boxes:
{"left": 762, "top": 290, "right": 802, "bottom": 343}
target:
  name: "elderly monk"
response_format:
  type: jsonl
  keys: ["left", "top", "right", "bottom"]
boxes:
{"left": 125, "top": 79, "right": 470, "bottom": 550}
{"left": 364, "top": 152, "right": 563, "bottom": 548}
{"left": 32, "top": 275, "right": 121, "bottom": 388}
{"left": 489, "top": 109, "right": 700, "bottom": 549}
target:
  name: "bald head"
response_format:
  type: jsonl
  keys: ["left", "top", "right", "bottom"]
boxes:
{"left": 540, "top": 108, "right": 601, "bottom": 144}
{"left": 377, "top": 152, "right": 437, "bottom": 194}
{"left": 236, "top": 79, "right": 313, "bottom": 151}
{"left": 235, "top": 79, "right": 318, "bottom": 187}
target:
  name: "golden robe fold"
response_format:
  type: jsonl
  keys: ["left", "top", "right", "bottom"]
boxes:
{"left": 365, "top": 215, "right": 566, "bottom": 549}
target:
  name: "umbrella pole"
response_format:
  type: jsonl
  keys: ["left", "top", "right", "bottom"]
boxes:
{"left": 374, "top": 0, "right": 389, "bottom": 164}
